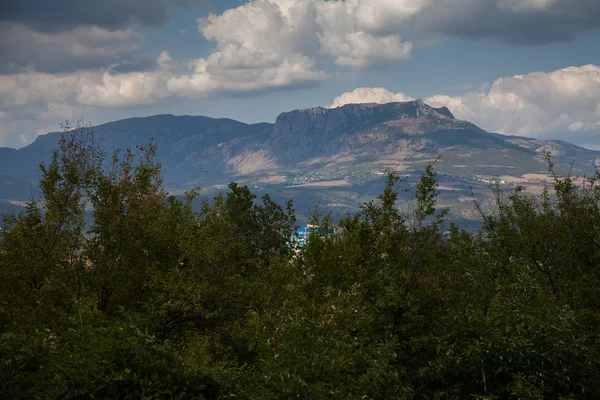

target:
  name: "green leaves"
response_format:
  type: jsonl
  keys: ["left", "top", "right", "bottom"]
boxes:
{"left": 1, "top": 307, "right": 217, "bottom": 399}
{"left": 2, "top": 129, "right": 600, "bottom": 398}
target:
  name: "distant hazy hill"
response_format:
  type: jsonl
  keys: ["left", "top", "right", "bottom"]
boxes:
{"left": 2, "top": 100, "right": 599, "bottom": 224}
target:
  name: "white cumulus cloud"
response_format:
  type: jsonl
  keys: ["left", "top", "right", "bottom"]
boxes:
{"left": 330, "top": 87, "right": 414, "bottom": 108}
{"left": 198, "top": 0, "right": 416, "bottom": 73}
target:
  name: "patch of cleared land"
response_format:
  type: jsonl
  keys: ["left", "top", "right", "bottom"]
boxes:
{"left": 228, "top": 150, "right": 277, "bottom": 175}
{"left": 373, "top": 149, "right": 410, "bottom": 171}
{"left": 323, "top": 155, "right": 356, "bottom": 168}
{"left": 500, "top": 174, "right": 552, "bottom": 183}
{"left": 326, "top": 203, "right": 354, "bottom": 209}
{"left": 523, "top": 185, "right": 550, "bottom": 195}
{"left": 287, "top": 179, "right": 351, "bottom": 188}
{"left": 260, "top": 175, "right": 287, "bottom": 184}
{"left": 299, "top": 155, "right": 357, "bottom": 168}
{"left": 438, "top": 185, "right": 460, "bottom": 191}
{"left": 454, "top": 164, "right": 516, "bottom": 168}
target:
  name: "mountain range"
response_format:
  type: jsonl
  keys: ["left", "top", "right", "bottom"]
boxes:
{"left": 2, "top": 100, "right": 599, "bottom": 225}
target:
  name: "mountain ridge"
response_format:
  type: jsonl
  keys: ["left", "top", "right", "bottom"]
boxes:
{"left": 2, "top": 100, "right": 599, "bottom": 223}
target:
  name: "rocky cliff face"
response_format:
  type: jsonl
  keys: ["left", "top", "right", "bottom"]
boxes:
{"left": 268, "top": 100, "right": 466, "bottom": 164}
{"left": 273, "top": 100, "right": 456, "bottom": 138}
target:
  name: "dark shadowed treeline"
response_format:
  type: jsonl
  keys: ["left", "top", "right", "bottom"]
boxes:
{"left": 1, "top": 127, "right": 600, "bottom": 399}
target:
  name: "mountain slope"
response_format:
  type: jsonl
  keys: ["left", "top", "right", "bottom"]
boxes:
{"left": 1, "top": 100, "right": 598, "bottom": 222}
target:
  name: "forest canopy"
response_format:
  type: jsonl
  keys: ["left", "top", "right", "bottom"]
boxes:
{"left": 1, "top": 126, "right": 600, "bottom": 399}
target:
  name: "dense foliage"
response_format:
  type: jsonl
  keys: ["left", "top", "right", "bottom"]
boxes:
{"left": 1, "top": 127, "right": 599, "bottom": 399}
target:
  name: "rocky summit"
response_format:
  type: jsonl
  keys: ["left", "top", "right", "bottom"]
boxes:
{"left": 2, "top": 100, "right": 599, "bottom": 224}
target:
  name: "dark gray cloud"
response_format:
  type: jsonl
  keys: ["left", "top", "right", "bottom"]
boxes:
{"left": 415, "top": 0, "right": 600, "bottom": 46}
{"left": 0, "top": 0, "right": 212, "bottom": 74}
{"left": 0, "top": 0, "right": 212, "bottom": 33}
{"left": 0, "top": 22, "right": 143, "bottom": 74}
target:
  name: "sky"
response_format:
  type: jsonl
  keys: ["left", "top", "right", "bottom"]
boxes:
{"left": 1, "top": 0, "right": 600, "bottom": 149}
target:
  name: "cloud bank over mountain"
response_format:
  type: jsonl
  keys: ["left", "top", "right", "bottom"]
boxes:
{"left": 0, "top": 0, "right": 212, "bottom": 32}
